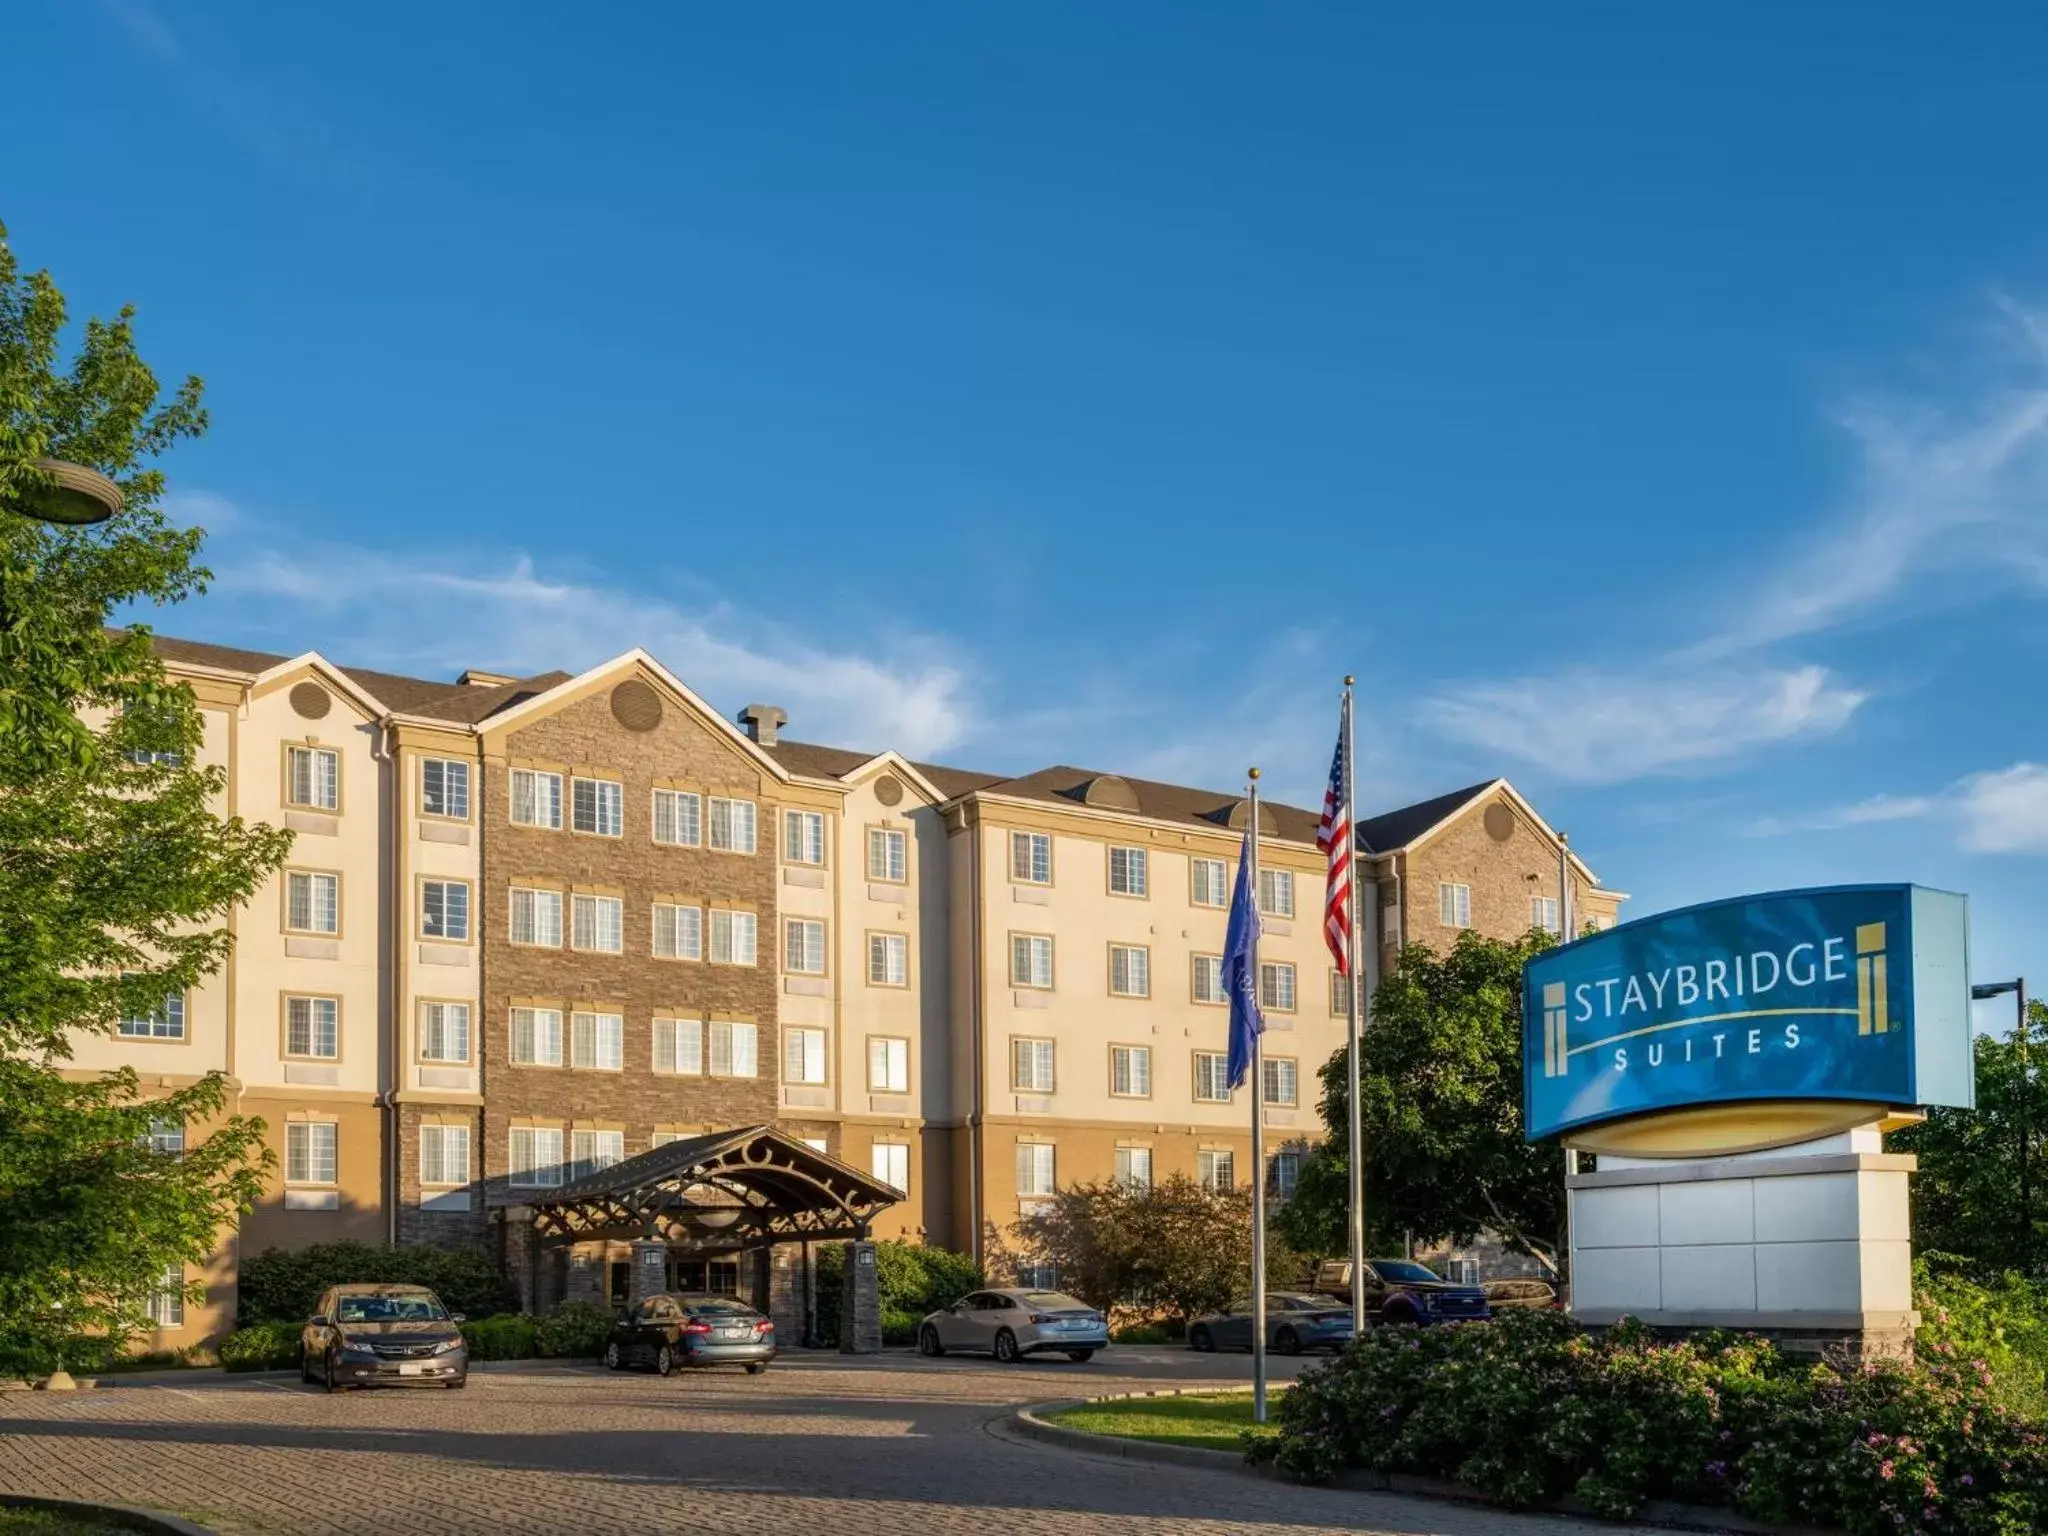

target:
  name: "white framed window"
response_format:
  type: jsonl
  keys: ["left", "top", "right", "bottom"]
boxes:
{"left": 419, "top": 1002, "right": 470, "bottom": 1063}
{"left": 1010, "top": 830, "right": 1051, "bottom": 885}
{"left": 784, "top": 1027, "right": 828, "bottom": 1085}
{"left": 1010, "top": 933, "right": 1053, "bottom": 989}
{"left": 1016, "top": 1142, "right": 1056, "bottom": 1198}
{"left": 709, "top": 909, "right": 758, "bottom": 965}
{"left": 1017, "top": 1260, "right": 1059, "bottom": 1289}
{"left": 1259, "top": 961, "right": 1297, "bottom": 1013}
{"left": 652, "top": 1016, "right": 705, "bottom": 1076}
{"left": 651, "top": 902, "right": 703, "bottom": 961}
{"left": 509, "top": 887, "right": 564, "bottom": 947}
{"left": 510, "top": 1006, "right": 564, "bottom": 1067}
{"left": 571, "top": 893, "right": 624, "bottom": 953}
{"left": 1108, "top": 846, "right": 1148, "bottom": 897}
{"left": 1193, "top": 1051, "right": 1231, "bottom": 1103}
{"left": 1192, "top": 954, "right": 1225, "bottom": 1005}
{"left": 1531, "top": 895, "right": 1559, "bottom": 936}
{"left": 146, "top": 1265, "right": 184, "bottom": 1328}
{"left": 785, "top": 919, "right": 827, "bottom": 975}
{"left": 119, "top": 991, "right": 186, "bottom": 1040}
{"left": 570, "top": 1011, "right": 624, "bottom": 1071}
{"left": 1269, "top": 1151, "right": 1301, "bottom": 1199}
{"left": 1262, "top": 1057, "right": 1299, "bottom": 1107}
{"left": 510, "top": 768, "right": 563, "bottom": 830}
{"left": 1013, "top": 1038, "right": 1054, "bottom": 1093}
{"left": 1197, "top": 1148, "right": 1235, "bottom": 1191}
{"left": 709, "top": 1019, "right": 758, "bottom": 1078}
{"left": 867, "top": 1036, "right": 910, "bottom": 1093}
{"left": 1109, "top": 944, "right": 1150, "bottom": 998}
{"left": 285, "top": 871, "right": 340, "bottom": 935}
{"left": 146, "top": 1117, "right": 185, "bottom": 1156}
{"left": 653, "top": 788, "right": 702, "bottom": 846}
{"left": 649, "top": 1131, "right": 685, "bottom": 1150}
{"left": 1258, "top": 868, "right": 1296, "bottom": 919}
{"left": 1110, "top": 1044, "right": 1152, "bottom": 1098}
{"left": 286, "top": 745, "right": 339, "bottom": 811}
{"left": 284, "top": 995, "right": 340, "bottom": 1059}
{"left": 1440, "top": 882, "right": 1472, "bottom": 928}
{"left": 708, "top": 796, "right": 757, "bottom": 854}
{"left": 285, "top": 1121, "right": 337, "bottom": 1185}
{"left": 871, "top": 1141, "right": 910, "bottom": 1193}
{"left": 571, "top": 776, "right": 624, "bottom": 837}
{"left": 784, "top": 809, "right": 826, "bottom": 865}
{"left": 421, "top": 757, "right": 470, "bottom": 819}
{"left": 508, "top": 1126, "right": 564, "bottom": 1188}
{"left": 1190, "top": 857, "right": 1229, "bottom": 908}
{"left": 420, "top": 1124, "right": 470, "bottom": 1187}
{"left": 867, "top": 827, "right": 907, "bottom": 883}
{"left": 570, "top": 1129, "right": 625, "bottom": 1179}
{"left": 1114, "top": 1146, "right": 1153, "bottom": 1190}
{"left": 421, "top": 879, "right": 470, "bottom": 942}
{"left": 868, "top": 932, "right": 909, "bottom": 987}
{"left": 800, "top": 1137, "right": 830, "bottom": 1154}
{"left": 1330, "top": 970, "right": 1356, "bottom": 1018}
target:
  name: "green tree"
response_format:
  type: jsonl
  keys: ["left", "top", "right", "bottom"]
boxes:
{"left": 1277, "top": 930, "right": 1566, "bottom": 1272}
{"left": 0, "top": 219, "right": 291, "bottom": 1372}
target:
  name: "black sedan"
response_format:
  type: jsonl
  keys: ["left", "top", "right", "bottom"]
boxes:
{"left": 1188, "top": 1292, "right": 1355, "bottom": 1355}
{"left": 603, "top": 1292, "right": 776, "bottom": 1375}
{"left": 300, "top": 1283, "right": 468, "bottom": 1391}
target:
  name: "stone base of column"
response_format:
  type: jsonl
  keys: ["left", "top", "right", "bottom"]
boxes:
{"left": 838, "top": 1240, "right": 881, "bottom": 1354}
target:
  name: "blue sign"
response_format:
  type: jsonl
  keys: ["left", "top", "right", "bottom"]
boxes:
{"left": 1523, "top": 884, "right": 1974, "bottom": 1143}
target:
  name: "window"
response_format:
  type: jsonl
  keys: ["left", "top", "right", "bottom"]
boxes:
{"left": 708, "top": 796, "right": 757, "bottom": 853}
{"left": 1190, "top": 857, "right": 1229, "bottom": 908}
{"left": 1193, "top": 1051, "right": 1231, "bottom": 1103}
{"left": 570, "top": 1011, "right": 624, "bottom": 1071}
{"left": 571, "top": 893, "right": 624, "bottom": 953}
{"left": 1263, "top": 1057, "right": 1300, "bottom": 1107}
{"left": 652, "top": 1017, "right": 704, "bottom": 1075}
{"left": 571, "top": 776, "right": 623, "bottom": 836}
{"left": 650, "top": 1131, "right": 685, "bottom": 1150}
{"left": 1010, "top": 830, "right": 1051, "bottom": 885}
{"left": 651, "top": 902, "right": 702, "bottom": 960}
{"left": 1192, "top": 954, "right": 1225, "bottom": 1006}
{"left": 510, "top": 768, "right": 563, "bottom": 829}
{"left": 709, "top": 909, "right": 758, "bottom": 965}
{"left": 1016, "top": 1261, "right": 1059, "bottom": 1289}
{"left": 868, "top": 932, "right": 909, "bottom": 987}
{"left": 570, "top": 1129, "right": 625, "bottom": 1179}
{"left": 1016, "top": 1142, "right": 1056, "bottom": 1198}
{"left": 1531, "top": 895, "right": 1559, "bottom": 935}
{"left": 421, "top": 879, "right": 470, "bottom": 942}
{"left": 1329, "top": 971, "right": 1354, "bottom": 1017}
{"left": 871, "top": 1142, "right": 910, "bottom": 1192}
{"left": 510, "top": 1006, "right": 564, "bottom": 1067}
{"left": 1270, "top": 1151, "right": 1301, "bottom": 1199}
{"left": 785, "top": 919, "right": 827, "bottom": 975}
{"left": 419, "top": 1002, "right": 470, "bottom": 1063}
{"left": 285, "top": 746, "right": 339, "bottom": 811}
{"left": 1010, "top": 933, "right": 1053, "bottom": 989}
{"left": 653, "top": 788, "right": 701, "bottom": 846}
{"left": 1110, "top": 1044, "right": 1152, "bottom": 1098}
{"left": 510, "top": 887, "right": 564, "bottom": 947}
{"left": 420, "top": 1124, "right": 470, "bottom": 1187}
{"left": 284, "top": 996, "right": 340, "bottom": 1059}
{"left": 1440, "top": 882, "right": 1472, "bottom": 928}
{"left": 147, "top": 1117, "right": 185, "bottom": 1156}
{"left": 1013, "top": 1038, "right": 1055, "bottom": 1093}
{"left": 1260, "top": 961, "right": 1297, "bottom": 1013}
{"left": 709, "top": 1019, "right": 758, "bottom": 1078}
{"left": 118, "top": 991, "right": 186, "bottom": 1041}
{"left": 867, "top": 827, "right": 907, "bottom": 883}
{"left": 784, "top": 1027, "right": 827, "bottom": 1085}
{"left": 286, "top": 1122, "right": 337, "bottom": 1185}
{"left": 868, "top": 1036, "right": 910, "bottom": 1093}
{"left": 147, "top": 1265, "right": 184, "bottom": 1328}
{"left": 1197, "top": 1149, "right": 1235, "bottom": 1191}
{"left": 800, "top": 1137, "right": 830, "bottom": 1154}
{"left": 508, "top": 1126, "right": 564, "bottom": 1188}
{"left": 1258, "top": 868, "right": 1296, "bottom": 918}
{"left": 1109, "top": 944, "right": 1150, "bottom": 998}
{"left": 1108, "top": 846, "right": 1148, "bottom": 897}
{"left": 1114, "top": 1146, "right": 1153, "bottom": 1190}
{"left": 784, "top": 809, "right": 825, "bottom": 865}
{"left": 285, "top": 871, "right": 339, "bottom": 935}
{"left": 421, "top": 758, "right": 470, "bottom": 819}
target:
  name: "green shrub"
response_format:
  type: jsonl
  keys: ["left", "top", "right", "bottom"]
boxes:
{"left": 1111, "top": 1322, "right": 1177, "bottom": 1345}
{"left": 217, "top": 1320, "right": 302, "bottom": 1372}
{"left": 1917, "top": 1256, "right": 2048, "bottom": 1423}
{"left": 814, "top": 1240, "right": 980, "bottom": 1347}
{"left": 880, "top": 1308, "right": 922, "bottom": 1346}
{"left": 238, "top": 1240, "right": 518, "bottom": 1324}
{"left": 460, "top": 1314, "right": 537, "bottom": 1362}
{"left": 533, "top": 1301, "right": 615, "bottom": 1358}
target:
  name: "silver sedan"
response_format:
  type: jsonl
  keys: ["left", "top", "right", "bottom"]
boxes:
{"left": 917, "top": 1287, "right": 1110, "bottom": 1362}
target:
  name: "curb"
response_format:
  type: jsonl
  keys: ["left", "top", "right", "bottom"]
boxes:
{"left": 1, "top": 1492, "right": 217, "bottom": 1535}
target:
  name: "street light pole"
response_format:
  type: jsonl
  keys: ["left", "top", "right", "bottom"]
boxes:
{"left": 1974, "top": 978, "right": 2029, "bottom": 1273}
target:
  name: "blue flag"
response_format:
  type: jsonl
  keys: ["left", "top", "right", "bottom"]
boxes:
{"left": 1223, "top": 829, "right": 1265, "bottom": 1091}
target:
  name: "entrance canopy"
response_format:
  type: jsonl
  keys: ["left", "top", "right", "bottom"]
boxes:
{"left": 528, "top": 1125, "right": 900, "bottom": 1250}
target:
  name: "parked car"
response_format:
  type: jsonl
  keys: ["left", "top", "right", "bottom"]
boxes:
{"left": 1307, "top": 1258, "right": 1492, "bottom": 1324}
{"left": 1187, "top": 1292, "right": 1355, "bottom": 1355}
{"left": 300, "top": 1283, "right": 468, "bottom": 1391}
{"left": 917, "top": 1288, "right": 1109, "bottom": 1362}
{"left": 602, "top": 1293, "right": 776, "bottom": 1375}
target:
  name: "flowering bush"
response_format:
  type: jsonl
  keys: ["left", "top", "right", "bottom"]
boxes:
{"left": 1247, "top": 1310, "right": 2048, "bottom": 1535}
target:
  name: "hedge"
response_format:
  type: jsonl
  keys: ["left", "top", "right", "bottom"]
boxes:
{"left": 533, "top": 1301, "right": 614, "bottom": 1358}
{"left": 814, "top": 1241, "right": 979, "bottom": 1347}
{"left": 460, "top": 1314, "right": 538, "bottom": 1361}
{"left": 238, "top": 1240, "right": 518, "bottom": 1324}
{"left": 218, "top": 1320, "right": 301, "bottom": 1372}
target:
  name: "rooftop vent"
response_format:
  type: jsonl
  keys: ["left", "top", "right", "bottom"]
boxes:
{"left": 457, "top": 669, "right": 519, "bottom": 688}
{"left": 737, "top": 703, "right": 787, "bottom": 746}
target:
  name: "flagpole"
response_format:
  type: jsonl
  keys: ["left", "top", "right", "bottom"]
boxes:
{"left": 1247, "top": 766, "right": 1268, "bottom": 1425}
{"left": 1342, "top": 679, "right": 1367, "bottom": 1338}
{"left": 1559, "top": 831, "right": 1571, "bottom": 940}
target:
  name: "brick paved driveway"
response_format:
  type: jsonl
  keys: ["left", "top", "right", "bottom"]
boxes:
{"left": 0, "top": 1351, "right": 1653, "bottom": 1536}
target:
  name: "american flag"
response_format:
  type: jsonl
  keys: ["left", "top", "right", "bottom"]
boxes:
{"left": 1315, "top": 700, "right": 1353, "bottom": 974}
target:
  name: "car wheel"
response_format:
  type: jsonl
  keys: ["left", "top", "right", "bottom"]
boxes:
{"left": 745, "top": 1363, "right": 767, "bottom": 1375}
{"left": 917, "top": 1325, "right": 945, "bottom": 1358}
{"left": 1065, "top": 1349, "right": 1095, "bottom": 1363}
{"left": 993, "top": 1329, "right": 1021, "bottom": 1364}
{"left": 323, "top": 1351, "right": 342, "bottom": 1393}
{"left": 655, "top": 1343, "right": 675, "bottom": 1378}
{"left": 1383, "top": 1303, "right": 1417, "bottom": 1327}
{"left": 603, "top": 1342, "right": 622, "bottom": 1371}
{"left": 1189, "top": 1324, "right": 1214, "bottom": 1353}
{"left": 1275, "top": 1327, "right": 1302, "bottom": 1356}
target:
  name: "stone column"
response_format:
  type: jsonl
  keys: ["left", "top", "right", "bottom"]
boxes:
{"left": 766, "top": 1245, "right": 806, "bottom": 1345}
{"left": 838, "top": 1239, "right": 882, "bottom": 1354}
{"left": 500, "top": 1208, "right": 538, "bottom": 1314}
{"left": 628, "top": 1241, "right": 667, "bottom": 1307}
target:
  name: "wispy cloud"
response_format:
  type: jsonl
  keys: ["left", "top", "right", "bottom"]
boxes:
{"left": 1748, "top": 761, "right": 2048, "bottom": 853}
{"left": 1747, "top": 792, "right": 1937, "bottom": 838}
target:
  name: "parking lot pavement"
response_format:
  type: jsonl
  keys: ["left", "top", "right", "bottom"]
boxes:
{"left": 0, "top": 1352, "right": 1659, "bottom": 1536}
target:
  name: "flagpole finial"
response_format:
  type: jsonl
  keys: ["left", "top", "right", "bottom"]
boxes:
{"left": 1248, "top": 766, "right": 1261, "bottom": 782}
{"left": 1343, "top": 674, "right": 1355, "bottom": 687}
{"left": 1560, "top": 831, "right": 1570, "bottom": 846}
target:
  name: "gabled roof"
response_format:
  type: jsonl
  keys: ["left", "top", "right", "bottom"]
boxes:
{"left": 1356, "top": 779, "right": 1498, "bottom": 855}
{"left": 143, "top": 631, "right": 553, "bottom": 725}
{"left": 980, "top": 764, "right": 1323, "bottom": 845}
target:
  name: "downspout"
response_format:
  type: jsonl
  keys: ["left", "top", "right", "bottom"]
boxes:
{"left": 377, "top": 720, "right": 399, "bottom": 1247}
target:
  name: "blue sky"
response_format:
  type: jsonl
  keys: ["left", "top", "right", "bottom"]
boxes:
{"left": 9, "top": 2, "right": 2048, "bottom": 1020}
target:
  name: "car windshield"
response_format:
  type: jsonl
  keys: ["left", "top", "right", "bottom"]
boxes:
{"left": 336, "top": 1293, "right": 446, "bottom": 1323}
{"left": 1021, "top": 1292, "right": 1090, "bottom": 1311}
{"left": 685, "top": 1298, "right": 757, "bottom": 1317}
{"left": 1372, "top": 1261, "right": 1443, "bottom": 1285}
